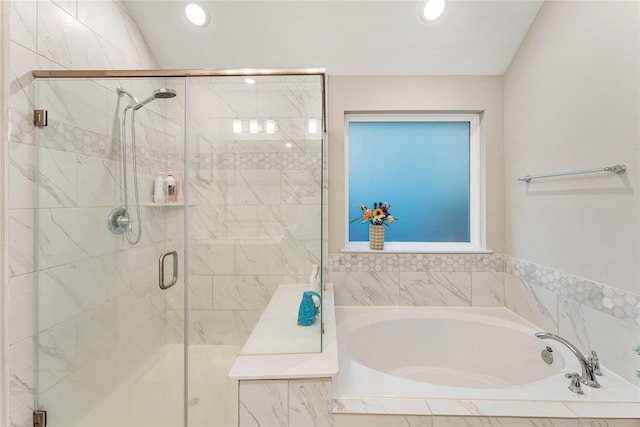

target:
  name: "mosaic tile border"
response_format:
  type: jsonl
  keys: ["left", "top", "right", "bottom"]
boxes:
{"left": 190, "top": 152, "right": 322, "bottom": 171}
{"left": 328, "top": 253, "right": 504, "bottom": 273}
{"left": 8, "top": 109, "right": 35, "bottom": 146}
{"left": 39, "top": 119, "right": 116, "bottom": 160}
{"left": 33, "top": 117, "right": 179, "bottom": 169}
{"left": 505, "top": 255, "right": 640, "bottom": 326}
{"left": 27, "top": 115, "right": 320, "bottom": 172}
{"left": 237, "top": 152, "right": 322, "bottom": 171}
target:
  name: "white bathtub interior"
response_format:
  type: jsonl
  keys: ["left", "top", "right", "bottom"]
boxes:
{"left": 334, "top": 306, "right": 640, "bottom": 405}
{"left": 348, "top": 316, "right": 564, "bottom": 388}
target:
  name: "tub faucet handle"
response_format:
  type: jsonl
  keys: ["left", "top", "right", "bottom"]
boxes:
{"left": 565, "top": 372, "right": 584, "bottom": 394}
{"left": 590, "top": 350, "right": 602, "bottom": 376}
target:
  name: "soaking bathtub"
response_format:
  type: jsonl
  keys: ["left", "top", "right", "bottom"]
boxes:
{"left": 333, "top": 307, "right": 640, "bottom": 417}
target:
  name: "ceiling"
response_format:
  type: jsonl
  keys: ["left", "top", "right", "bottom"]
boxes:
{"left": 124, "top": 0, "right": 544, "bottom": 75}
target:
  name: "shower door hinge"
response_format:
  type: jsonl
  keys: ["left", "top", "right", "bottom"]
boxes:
{"left": 33, "top": 109, "right": 48, "bottom": 127}
{"left": 33, "top": 410, "right": 47, "bottom": 427}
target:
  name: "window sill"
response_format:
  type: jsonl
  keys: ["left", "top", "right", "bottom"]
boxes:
{"left": 341, "top": 242, "right": 493, "bottom": 254}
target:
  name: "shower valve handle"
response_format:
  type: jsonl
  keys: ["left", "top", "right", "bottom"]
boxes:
{"left": 108, "top": 207, "right": 132, "bottom": 235}
{"left": 117, "top": 215, "right": 132, "bottom": 230}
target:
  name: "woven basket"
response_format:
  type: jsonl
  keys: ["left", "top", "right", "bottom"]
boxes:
{"left": 369, "top": 224, "right": 384, "bottom": 250}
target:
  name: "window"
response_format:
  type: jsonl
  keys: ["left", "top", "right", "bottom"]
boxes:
{"left": 345, "top": 113, "right": 484, "bottom": 252}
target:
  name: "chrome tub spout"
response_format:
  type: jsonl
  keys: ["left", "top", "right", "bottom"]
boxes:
{"left": 535, "top": 332, "right": 600, "bottom": 388}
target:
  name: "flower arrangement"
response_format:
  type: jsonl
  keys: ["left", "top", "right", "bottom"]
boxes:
{"left": 352, "top": 201, "right": 395, "bottom": 226}
{"left": 634, "top": 345, "right": 640, "bottom": 379}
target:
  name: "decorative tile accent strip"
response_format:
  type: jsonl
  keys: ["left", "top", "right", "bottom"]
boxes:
{"left": 189, "top": 153, "right": 236, "bottom": 170}
{"left": 39, "top": 120, "right": 115, "bottom": 159}
{"left": 505, "top": 255, "right": 640, "bottom": 326}
{"left": 236, "top": 152, "right": 322, "bottom": 170}
{"left": 328, "top": 253, "right": 504, "bottom": 273}
{"left": 36, "top": 118, "right": 178, "bottom": 169}
{"left": 188, "top": 151, "right": 321, "bottom": 171}
{"left": 8, "top": 109, "right": 35, "bottom": 146}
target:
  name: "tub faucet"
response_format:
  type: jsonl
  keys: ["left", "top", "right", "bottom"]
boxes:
{"left": 535, "top": 332, "right": 601, "bottom": 388}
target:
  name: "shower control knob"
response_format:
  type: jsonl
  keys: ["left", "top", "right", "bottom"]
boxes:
{"left": 108, "top": 207, "right": 131, "bottom": 234}
{"left": 117, "top": 216, "right": 132, "bottom": 229}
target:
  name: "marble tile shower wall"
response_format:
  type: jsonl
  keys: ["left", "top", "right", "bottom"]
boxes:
{"left": 7, "top": 1, "right": 165, "bottom": 426}
{"left": 328, "top": 252, "right": 640, "bottom": 384}
{"left": 187, "top": 77, "right": 324, "bottom": 347}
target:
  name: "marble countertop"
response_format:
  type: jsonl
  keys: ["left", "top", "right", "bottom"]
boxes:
{"left": 228, "top": 283, "right": 338, "bottom": 380}
{"left": 240, "top": 284, "right": 322, "bottom": 355}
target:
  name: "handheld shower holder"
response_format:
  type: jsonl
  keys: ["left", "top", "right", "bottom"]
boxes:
{"left": 110, "top": 85, "right": 177, "bottom": 244}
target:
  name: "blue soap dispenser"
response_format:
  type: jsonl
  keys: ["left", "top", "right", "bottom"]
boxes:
{"left": 297, "top": 291, "right": 321, "bottom": 326}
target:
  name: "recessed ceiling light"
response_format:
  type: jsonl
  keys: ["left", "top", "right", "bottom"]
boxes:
{"left": 244, "top": 78, "right": 256, "bottom": 85}
{"left": 185, "top": 3, "right": 209, "bottom": 27}
{"left": 422, "top": 0, "right": 446, "bottom": 22}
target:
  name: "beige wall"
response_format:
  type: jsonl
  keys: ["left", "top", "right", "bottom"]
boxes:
{"left": 504, "top": 1, "right": 640, "bottom": 295}
{"left": 327, "top": 75, "right": 504, "bottom": 254}
{"left": 1, "top": 2, "right": 9, "bottom": 425}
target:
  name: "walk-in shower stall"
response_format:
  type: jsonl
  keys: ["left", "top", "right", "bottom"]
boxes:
{"left": 32, "top": 69, "right": 325, "bottom": 426}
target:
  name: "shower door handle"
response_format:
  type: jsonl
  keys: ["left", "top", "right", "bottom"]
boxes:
{"left": 159, "top": 251, "right": 178, "bottom": 290}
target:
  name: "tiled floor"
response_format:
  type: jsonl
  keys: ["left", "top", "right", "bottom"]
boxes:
{"left": 79, "top": 344, "right": 241, "bottom": 427}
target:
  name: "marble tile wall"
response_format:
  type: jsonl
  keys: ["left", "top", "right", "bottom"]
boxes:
{"left": 186, "top": 76, "right": 324, "bottom": 351}
{"left": 238, "top": 379, "right": 638, "bottom": 427}
{"left": 328, "top": 252, "right": 640, "bottom": 384}
{"left": 328, "top": 253, "right": 505, "bottom": 307}
{"left": 6, "top": 1, "right": 171, "bottom": 426}
{"left": 504, "top": 255, "right": 640, "bottom": 385}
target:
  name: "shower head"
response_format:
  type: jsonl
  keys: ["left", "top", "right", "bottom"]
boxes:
{"left": 133, "top": 88, "right": 177, "bottom": 110}
{"left": 153, "top": 88, "right": 177, "bottom": 99}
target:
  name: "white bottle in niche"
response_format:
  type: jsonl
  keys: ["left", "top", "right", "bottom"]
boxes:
{"left": 153, "top": 173, "right": 166, "bottom": 203}
{"left": 166, "top": 171, "right": 176, "bottom": 203}
{"left": 176, "top": 178, "right": 184, "bottom": 202}
{"left": 309, "top": 264, "right": 321, "bottom": 292}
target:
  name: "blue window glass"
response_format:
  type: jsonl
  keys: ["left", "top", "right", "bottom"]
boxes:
{"left": 348, "top": 121, "right": 470, "bottom": 243}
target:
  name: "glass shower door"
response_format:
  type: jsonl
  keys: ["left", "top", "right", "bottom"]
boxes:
{"left": 34, "top": 77, "right": 187, "bottom": 427}
{"left": 186, "top": 74, "right": 325, "bottom": 426}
